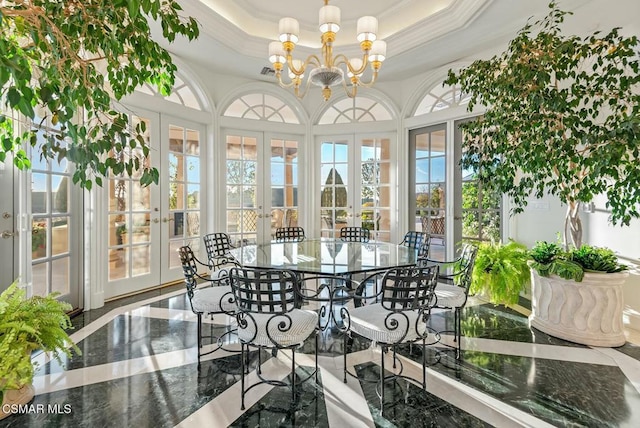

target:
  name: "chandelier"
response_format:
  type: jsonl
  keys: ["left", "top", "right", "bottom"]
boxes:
{"left": 268, "top": 0, "right": 387, "bottom": 101}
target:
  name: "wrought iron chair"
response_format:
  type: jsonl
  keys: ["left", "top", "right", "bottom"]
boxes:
{"left": 399, "top": 231, "right": 430, "bottom": 260}
{"left": 229, "top": 267, "right": 319, "bottom": 410}
{"left": 178, "top": 246, "right": 237, "bottom": 366}
{"left": 203, "top": 232, "right": 240, "bottom": 281}
{"left": 339, "top": 226, "right": 371, "bottom": 243}
{"left": 344, "top": 265, "right": 439, "bottom": 415}
{"left": 418, "top": 243, "right": 478, "bottom": 359}
{"left": 275, "top": 226, "right": 306, "bottom": 242}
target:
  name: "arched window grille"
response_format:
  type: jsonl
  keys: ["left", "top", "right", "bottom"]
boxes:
{"left": 414, "top": 83, "right": 470, "bottom": 116}
{"left": 318, "top": 96, "right": 392, "bottom": 125}
{"left": 136, "top": 75, "right": 203, "bottom": 111}
{"left": 223, "top": 93, "right": 300, "bottom": 124}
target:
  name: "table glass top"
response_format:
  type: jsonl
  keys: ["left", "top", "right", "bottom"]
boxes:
{"left": 229, "top": 238, "right": 418, "bottom": 275}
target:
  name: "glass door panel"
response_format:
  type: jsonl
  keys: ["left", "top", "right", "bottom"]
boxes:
{"left": 456, "top": 118, "right": 502, "bottom": 244}
{"left": 226, "top": 134, "right": 258, "bottom": 246}
{"left": 320, "top": 140, "right": 350, "bottom": 238}
{"left": 165, "top": 124, "right": 202, "bottom": 276}
{"left": 269, "top": 138, "right": 299, "bottom": 239}
{"left": 30, "top": 122, "right": 80, "bottom": 308}
{"left": 360, "top": 137, "right": 391, "bottom": 241}
{"left": 410, "top": 125, "right": 447, "bottom": 260}
{"left": 107, "top": 115, "right": 159, "bottom": 290}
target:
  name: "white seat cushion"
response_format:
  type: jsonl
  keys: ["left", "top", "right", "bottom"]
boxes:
{"left": 348, "top": 303, "right": 435, "bottom": 344}
{"left": 238, "top": 309, "right": 317, "bottom": 348}
{"left": 434, "top": 283, "right": 466, "bottom": 309}
{"left": 209, "top": 268, "right": 229, "bottom": 281}
{"left": 191, "top": 285, "right": 236, "bottom": 313}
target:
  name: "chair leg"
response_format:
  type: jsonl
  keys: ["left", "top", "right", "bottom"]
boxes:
{"left": 343, "top": 333, "right": 347, "bottom": 383}
{"left": 456, "top": 307, "right": 462, "bottom": 359}
{"left": 291, "top": 346, "right": 296, "bottom": 403}
{"left": 241, "top": 342, "right": 246, "bottom": 410}
{"left": 315, "top": 331, "right": 319, "bottom": 384}
{"left": 197, "top": 313, "right": 202, "bottom": 365}
{"left": 393, "top": 347, "right": 397, "bottom": 369}
{"left": 380, "top": 347, "right": 385, "bottom": 416}
{"left": 422, "top": 337, "right": 426, "bottom": 389}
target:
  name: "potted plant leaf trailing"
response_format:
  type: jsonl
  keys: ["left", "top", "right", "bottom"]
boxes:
{"left": 0, "top": 283, "right": 80, "bottom": 420}
{"left": 470, "top": 240, "right": 530, "bottom": 306}
{"left": 445, "top": 2, "right": 640, "bottom": 345}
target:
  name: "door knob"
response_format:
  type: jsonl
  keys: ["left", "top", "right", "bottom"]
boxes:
{"left": 1, "top": 230, "right": 16, "bottom": 239}
{"left": 152, "top": 219, "right": 160, "bottom": 223}
{"left": 2, "top": 212, "right": 10, "bottom": 219}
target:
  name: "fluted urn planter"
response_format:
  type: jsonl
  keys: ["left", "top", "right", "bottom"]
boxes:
{"left": 529, "top": 269, "right": 629, "bottom": 347}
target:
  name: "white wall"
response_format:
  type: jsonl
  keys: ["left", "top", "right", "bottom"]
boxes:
{"left": 588, "top": 195, "right": 640, "bottom": 330}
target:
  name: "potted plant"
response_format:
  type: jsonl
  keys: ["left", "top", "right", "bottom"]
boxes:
{"left": 528, "top": 241, "right": 628, "bottom": 346}
{"left": 470, "top": 240, "right": 530, "bottom": 306}
{"left": 0, "top": 282, "right": 80, "bottom": 420}
{"left": 445, "top": 2, "right": 640, "bottom": 250}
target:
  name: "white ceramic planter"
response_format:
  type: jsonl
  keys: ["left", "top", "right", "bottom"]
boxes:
{"left": 529, "top": 269, "right": 628, "bottom": 347}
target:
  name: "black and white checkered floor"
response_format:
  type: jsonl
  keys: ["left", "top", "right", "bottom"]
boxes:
{"left": 4, "top": 284, "right": 640, "bottom": 427}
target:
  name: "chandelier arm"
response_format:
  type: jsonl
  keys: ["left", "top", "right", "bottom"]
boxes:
{"left": 286, "top": 54, "right": 322, "bottom": 76}
{"left": 341, "top": 77, "right": 358, "bottom": 99}
{"left": 333, "top": 53, "right": 369, "bottom": 76}
{"left": 293, "top": 75, "right": 314, "bottom": 99}
{"left": 353, "top": 69, "right": 379, "bottom": 88}
{"left": 275, "top": 71, "right": 300, "bottom": 89}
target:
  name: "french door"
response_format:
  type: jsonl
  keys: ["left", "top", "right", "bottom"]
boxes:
{"left": 106, "top": 112, "right": 205, "bottom": 298}
{"left": 409, "top": 124, "right": 448, "bottom": 259}
{"left": 409, "top": 121, "right": 503, "bottom": 262}
{"left": 319, "top": 134, "right": 392, "bottom": 241}
{"left": 223, "top": 131, "right": 301, "bottom": 246}
{"left": 0, "top": 156, "right": 16, "bottom": 293}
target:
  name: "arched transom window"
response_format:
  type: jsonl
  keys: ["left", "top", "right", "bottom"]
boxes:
{"left": 223, "top": 93, "right": 300, "bottom": 124}
{"left": 318, "top": 96, "right": 392, "bottom": 125}
{"left": 414, "top": 83, "right": 470, "bottom": 116}
{"left": 136, "top": 74, "right": 203, "bottom": 111}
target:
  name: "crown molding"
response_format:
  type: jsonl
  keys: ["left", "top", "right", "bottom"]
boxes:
{"left": 182, "top": 0, "right": 493, "bottom": 60}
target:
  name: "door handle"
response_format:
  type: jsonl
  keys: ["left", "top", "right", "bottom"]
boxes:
{"left": 162, "top": 218, "right": 175, "bottom": 223}
{"left": 152, "top": 219, "right": 160, "bottom": 224}
{"left": 1, "top": 230, "right": 16, "bottom": 239}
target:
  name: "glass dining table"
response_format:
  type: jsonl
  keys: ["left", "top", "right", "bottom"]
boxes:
{"left": 228, "top": 238, "right": 419, "bottom": 277}
{"left": 229, "top": 238, "right": 421, "bottom": 338}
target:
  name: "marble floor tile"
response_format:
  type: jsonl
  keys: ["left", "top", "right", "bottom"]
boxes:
{"left": 3, "top": 289, "right": 640, "bottom": 428}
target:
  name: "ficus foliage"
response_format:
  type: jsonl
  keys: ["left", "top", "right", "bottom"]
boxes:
{"left": 445, "top": 2, "right": 640, "bottom": 248}
{"left": 0, "top": 0, "right": 199, "bottom": 189}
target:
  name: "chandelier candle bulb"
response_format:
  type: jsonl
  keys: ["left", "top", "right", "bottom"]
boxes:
{"left": 278, "top": 17, "right": 299, "bottom": 44}
{"left": 369, "top": 40, "right": 387, "bottom": 63}
{"left": 268, "top": 41, "right": 285, "bottom": 65}
{"left": 319, "top": 4, "right": 340, "bottom": 33}
{"left": 356, "top": 16, "right": 378, "bottom": 43}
